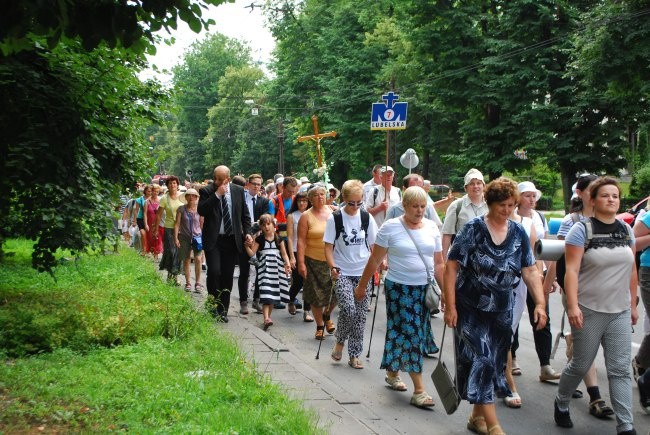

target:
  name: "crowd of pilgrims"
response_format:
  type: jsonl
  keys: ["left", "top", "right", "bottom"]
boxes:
{"left": 116, "top": 165, "right": 648, "bottom": 435}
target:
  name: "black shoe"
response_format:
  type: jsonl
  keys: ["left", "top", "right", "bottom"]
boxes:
{"left": 216, "top": 313, "right": 229, "bottom": 323}
{"left": 639, "top": 377, "right": 650, "bottom": 415}
{"left": 554, "top": 400, "right": 573, "bottom": 428}
{"left": 618, "top": 430, "right": 636, "bottom": 435}
{"left": 293, "top": 298, "right": 303, "bottom": 309}
{"left": 572, "top": 389, "right": 583, "bottom": 399}
{"left": 274, "top": 302, "right": 286, "bottom": 309}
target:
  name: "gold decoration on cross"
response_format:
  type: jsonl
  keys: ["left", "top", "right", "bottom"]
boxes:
{"left": 297, "top": 115, "right": 337, "bottom": 168}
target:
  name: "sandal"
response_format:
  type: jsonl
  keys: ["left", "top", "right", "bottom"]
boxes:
{"left": 467, "top": 414, "right": 488, "bottom": 435}
{"left": 410, "top": 391, "right": 435, "bottom": 408}
{"left": 194, "top": 283, "right": 204, "bottom": 293}
{"left": 288, "top": 303, "right": 296, "bottom": 315}
{"left": 348, "top": 358, "right": 364, "bottom": 369}
{"left": 385, "top": 375, "right": 408, "bottom": 391}
{"left": 184, "top": 283, "right": 192, "bottom": 292}
{"left": 503, "top": 392, "right": 521, "bottom": 408}
{"left": 325, "top": 319, "right": 336, "bottom": 334}
{"left": 315, "top": 326, "right": 325, "bottom": 340}
{"left": 303, "top": 311, "right": 314, "bottom": 322}
{"left": 331, "top": 343, "right": 343, "bottom": 361}
{"left": 511, "top": 359, "right": 522, "bottom": 376}
{"left": 263, "top": 318, "right": 273, "bottom": 331}
{"left": 589, "top": 399, "right": 614, "bottom": 419}
{"left": 488, "top": 424, "right": 506, "bottom": 435}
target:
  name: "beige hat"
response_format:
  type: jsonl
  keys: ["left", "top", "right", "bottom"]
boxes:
{"left": 464, "top": 168, "right": 484, "bottom": 186}
{"left": 180, "top": 188, "right": 199, "bottom": 204}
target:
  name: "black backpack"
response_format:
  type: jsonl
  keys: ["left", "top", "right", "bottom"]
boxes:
{"left": 333, "top": 209, "right": 370, "bottom": 250}
{"left": 556, "top": 217, "right": 630, "bottom": 288}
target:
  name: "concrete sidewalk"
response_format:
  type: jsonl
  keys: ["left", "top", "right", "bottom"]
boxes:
{"left": 222, "top": 312, "right": 394, "bottom": 434}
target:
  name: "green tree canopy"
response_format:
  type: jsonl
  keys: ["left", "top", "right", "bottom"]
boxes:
{"left": 0, "top": 0, "right": 226, "bottom": 55}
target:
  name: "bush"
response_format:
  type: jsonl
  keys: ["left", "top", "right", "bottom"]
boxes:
{"left": 630, "top": 162, "right": 650, "bottom": 198}
{"left": 0, "top": 239, "right": 201, "bottom": 357}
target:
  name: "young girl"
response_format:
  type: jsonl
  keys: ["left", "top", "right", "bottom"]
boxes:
{"left": 245, "top": 214, "right": 291, "bottom": 330}
{"left": 174, "top": 188, "right": 204, "bottom": 293}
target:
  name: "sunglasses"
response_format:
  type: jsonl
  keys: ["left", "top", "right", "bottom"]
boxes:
{"left": 346, "top": 201, "right": 364, "bottom": 207}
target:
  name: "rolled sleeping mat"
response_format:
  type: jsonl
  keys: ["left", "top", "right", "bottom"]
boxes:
{"left": 534, "top": 239, "right": 565, "bottom": 261}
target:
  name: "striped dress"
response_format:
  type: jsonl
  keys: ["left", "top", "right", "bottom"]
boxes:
{"left": 254, "top": 234, "right": 290, "bottom": 305}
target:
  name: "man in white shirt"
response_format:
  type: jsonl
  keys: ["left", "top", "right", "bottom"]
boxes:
{"left": 364, "top": 165, "right": 402, "bottom": 227}
{"left": 363, "top": 164, "right": 383, "bottom": 200}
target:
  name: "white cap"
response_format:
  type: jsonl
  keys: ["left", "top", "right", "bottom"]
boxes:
{"left": 517, "top": 181, "right": 542, "bottom": 201}
{"left": 381, "top": 165, "right": 395, "bottom": 173}
{"left": 299, "top": 176, "right": 310, "bottom": 183}
{"left": 464, "top": 168, "right": 484, "bottom": 186}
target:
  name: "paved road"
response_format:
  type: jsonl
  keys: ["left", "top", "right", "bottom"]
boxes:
{"left": 191, "top": 267, "right": 649, "bottom": 435}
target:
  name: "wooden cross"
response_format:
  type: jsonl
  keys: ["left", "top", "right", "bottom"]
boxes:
{"left": 297, "top": 115, "right": 337, "bottom": 168}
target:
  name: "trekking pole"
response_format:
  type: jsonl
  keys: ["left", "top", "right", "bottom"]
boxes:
{"left": 365, "top": 277, "right": 379, "bottom": 359}
{"left": 316, "top": 270, "right": 338, "bottom": 360}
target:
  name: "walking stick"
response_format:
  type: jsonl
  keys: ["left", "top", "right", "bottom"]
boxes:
{"left": 365, "top": 278, "right": 379, "bottom": 359}
{"left": 316, "top": 270, "right": 338, "bottom": 360}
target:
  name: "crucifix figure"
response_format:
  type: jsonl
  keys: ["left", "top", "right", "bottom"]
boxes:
{"left": 297, "top": 115, "right": 337, "bottom": 168}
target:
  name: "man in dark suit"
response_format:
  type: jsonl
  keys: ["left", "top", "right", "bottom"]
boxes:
{"left": 198, "top": 165, "right": 252, "bottom": 322}
{"left": 238, "top": 173, "right": 270, "bottom": 314}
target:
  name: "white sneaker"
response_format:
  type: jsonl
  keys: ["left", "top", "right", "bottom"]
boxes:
{"left": 539, "top": 365, "right": 561, "bottom": 382}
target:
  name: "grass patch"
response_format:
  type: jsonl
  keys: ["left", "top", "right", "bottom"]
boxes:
{"left": 0, "top": 239, "right": 319, "bottom": 433}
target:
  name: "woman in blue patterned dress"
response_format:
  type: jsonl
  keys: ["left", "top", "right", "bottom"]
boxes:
{"left": 354, "top": 186, "right": 444, "bottom": 409}
{"left": 443, "top": 177, "right": 547, "bottom": 435}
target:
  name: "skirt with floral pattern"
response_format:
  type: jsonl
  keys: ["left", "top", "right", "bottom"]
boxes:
{"left": 380, "top": 278, "right": 430, "bottom": 374}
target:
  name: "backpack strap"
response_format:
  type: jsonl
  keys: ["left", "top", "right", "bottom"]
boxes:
{"left": 454, "top": 199, "right": 463, "bottom": 233}
{"left": 361, "top": 209, "right": 370, "bottom": 250}
{"left": 333, "top": 210, "right": 343, "bottom": 246}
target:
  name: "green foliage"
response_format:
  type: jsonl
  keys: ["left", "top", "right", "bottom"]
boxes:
{"left": 0, "top": 241, "right": 319, "bottom": 432}
{"left": 630, "top": 162, "right": 650, "bottom": 198}
{"left": 0, "top": 240, "right": 199, "bottom": 357}
{"left": 0, "top": 39, "right": 169, "bottom": 274}
{"left": 0, "top": 0, "right": 227, "bottom": 56}
{"left": 160, "top": 33, "right": 251, "bottom": 180}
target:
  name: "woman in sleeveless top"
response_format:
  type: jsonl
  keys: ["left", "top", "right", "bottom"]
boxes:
{"left": 297, "top": 184, "right": 335, "bottom": 340}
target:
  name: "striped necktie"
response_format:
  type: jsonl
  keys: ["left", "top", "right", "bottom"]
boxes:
{"left": 221, "top": 195, "right": 233, "bottom": 235}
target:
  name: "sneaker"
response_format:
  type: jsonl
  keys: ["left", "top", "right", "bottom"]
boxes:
{"left": 239, "top": 301, "right": 249, "bottom": 315}
{"left": 293, "top": 298, "right": 303, "bottom": 309}
{"left": 554, "top": 400, "right": 573, "bottom": 428}
{"left": 274, "top": 302, "right": 286, "bottom": 309}
{"left": 540, "top": 365, "right": 561, "bottom": 382}
{"left": 252, "top": 299, "right": 263, "bottom": 313}
{"left": 632, "top": 356, "right": 645, "bottom": 382}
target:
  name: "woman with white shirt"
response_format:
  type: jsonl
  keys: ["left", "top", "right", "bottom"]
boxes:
{"left": 354, "top": 186, "right": 444, "bottom": 409}
{"left": 324, "top": 180, "right": 378, "bottom": 369}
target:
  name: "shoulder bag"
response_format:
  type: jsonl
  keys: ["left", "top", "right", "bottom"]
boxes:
{"left": 399, "top": 217, "right": 441, "bottom": 314}
{"left": 431, "top": 324, "right": 461, "bottom": 414}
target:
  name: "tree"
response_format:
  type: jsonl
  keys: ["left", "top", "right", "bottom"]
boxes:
{"left": 0, "top": 40, "right": 168, "bottom": 273}
{"left": 0, "top": 0, "right": 226, "bottom": 55}
{"left": 166, "top": 33, "right": 251, "bottom": 180}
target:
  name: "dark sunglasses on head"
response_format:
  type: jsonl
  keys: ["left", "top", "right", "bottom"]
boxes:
{"left": 346, "top": 200, "right": 364, "bottom": 207}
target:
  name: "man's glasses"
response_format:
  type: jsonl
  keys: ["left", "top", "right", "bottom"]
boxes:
{"left": 346, "top": 201, "right": 363, "bottom": 207}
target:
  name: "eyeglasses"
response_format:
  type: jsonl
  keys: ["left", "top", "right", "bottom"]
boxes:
{"left": 346, "top": 201, "right": 364, "bottom": 207}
